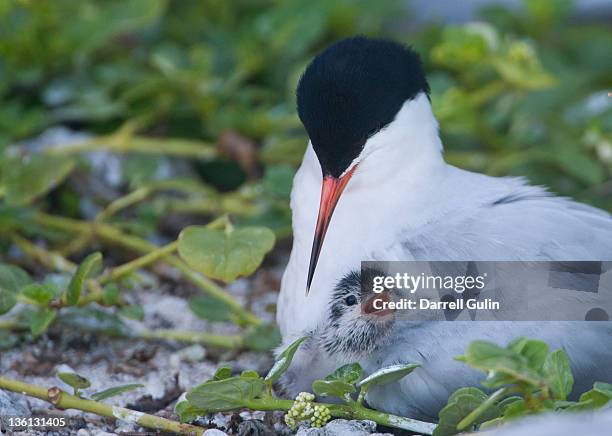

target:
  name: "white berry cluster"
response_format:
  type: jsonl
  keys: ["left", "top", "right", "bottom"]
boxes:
{"left": 311, "top": 404, "right": 332, "bottom": 427}
{"left": 284, "top": 392, "right": 331, "bottom": 429}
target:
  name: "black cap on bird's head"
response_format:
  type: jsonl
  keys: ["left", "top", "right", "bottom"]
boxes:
{"left": 297, "top": 36, "right": 429, "bottom": 293}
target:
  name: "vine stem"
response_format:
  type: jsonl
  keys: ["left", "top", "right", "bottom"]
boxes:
{"left": 12, "top": 234, "right": 107, "bottom": 307}
{"left": 0, "top": 377, "right": 205, "bottom": 435}
{"left": 0, "top": 377, "right": 435, "bottom": 434}
{"left": 243, "top": 398, "right": 436, "bottom": 435}
{"left": 0, "top": 319, "right": 21, "bottom": 329}
{"left": 137, "top": 328, "right": 243, "bottom": 349}
{"left": 0, "top": 316, "right": 244, "bottom": 349}
{"left": 42, "top": 135, "right": 217, "bottom": 160}
{"left": 98, "top": 241, "right": 179, "bottom": 285}
{"left": 95, "top": 179, "right": 218, "bottom": 223}
{"left": 12, "top": 234, "right": 76, "bottom": 273}
{"left": 31, "top": 212, "right": 260, "bottom": 326}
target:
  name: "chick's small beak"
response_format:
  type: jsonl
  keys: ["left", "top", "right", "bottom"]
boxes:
{"left": 306, "top": 165, "right": 357, "bottom": 294}
{"left": 362, "top": 291, "right": 394, "bottom": 317}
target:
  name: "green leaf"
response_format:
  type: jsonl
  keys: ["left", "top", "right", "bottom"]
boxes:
{"left": 0, "top": 205, "right": 33, "bottom": 233}
{"left": 357, "top": 363, "right": 420, "bottom": 394}
{"left": 552, "top": 144, "right": 606, "bottom": 186}
{"left": 478, "top": 417, "right": 503, "bottom": 431}
{"left": 0, "top": 288, "right": 17, "bottom": 316}
{"left": 498, "top": 396, "right": 523, "bottom": 412}
{"left": 457, "top": 388, "right": 507, "bottom": 431}
{"left": 431, "top": 26, "right": 491, "bottom": 71}
{"left": 58, "top": 372, "right": 91, "bottom": 390}
{"left": 66, "top": 252, "right": 102, "bottom": 306}
{"left": 0, "top": 263, "right": 31, "bottom": 315}
{"left": 263, "top": 165, "right": 295, "bottom": 198}
{"left": 490, "top": 53, "right": 556, "bottom": 90}
{"left": 188, "top": 296, "right": 231, "bottom": 322}
{"left": 543, "top": 349, "right": 574, "bottom": 400}
{"left": 20, "top": 283, "right": 56, "bottom": 306}
{"left": 175, "top": 399, "right": 205, "bottom": 423}
{"left": 241, "top": 370, "right": 260, "bottom": 378}
{"left": 178, "top": 225, "right": 275, "bottom": 283}
{"left": 564, "top": 396, "right": 600, "bottom": 412}
{"left": 0, "top": 263, "right": 31, "bottom": 291}
{"left": 91, "top": 384, "right": 144, "bottom": 401}
{"left": 593, "top": 382, "right": 612, "bottom": 399}
{"left": 502, "top": 398, "right": 527, "bottom": 419}
{"left": 567, "top": 382, "right": 612, "bottom": 411}
{"left": 214, "top": 366, "right": 233, "bottom": 381}
{"left": 0, "top": 154, "right": 76, "bottom": 205}
{"left": 434, "top": 387, "right": 501, "bottom": 436}
{"left": 447, "top": 387, "right": 488, "bottom": 405}
{"left": 243, "top": 323, "right": 281, "bottom": 351}
{"left": 264, "top": 336, "right": 308, "bottom": 384}
{"left": 312, "top": 379, "right": 355, "bottom": 400}
{"left": 102, "top": 284, "right": 121, "bottom": 306}
{"left": 118, "top": 305, "right": 145, "bottom": 321}
{"left": 186, "top": 376, "right": 264, "bottom": 412}
{"left": 62, "top": 0, "right": 166, "bottom": 56}
{"left": 325, "top": 363, "right": 363, "bottom": 384}
{"left": 260, "top": 135, "right": 307, "bottom": 166}
{"left": 508, "top": 337, "right": 549, "bottom": 370}
{"left": 459, "top": 340, "right": 543, "bottom": 387}
{"left": 28, "top": 308, "right": 57, "bottom": 336}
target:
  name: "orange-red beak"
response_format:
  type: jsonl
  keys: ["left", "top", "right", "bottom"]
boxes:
{"left": 306, "top": 165, "right": 357, "bottom": 294}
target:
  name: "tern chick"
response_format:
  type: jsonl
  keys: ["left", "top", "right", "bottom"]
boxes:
{"left": 281, "top": 269, "right": 396, "bottom": 396}
{"left": 282, "top": 270, "right": 612, "bottom": 421}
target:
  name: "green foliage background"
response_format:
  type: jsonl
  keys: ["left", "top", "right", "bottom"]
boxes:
{"left": 1, "top": 0, "right": 610, "bottom": 217}
{"left": 0, "top": 2, "right": 610, "bottom": 430}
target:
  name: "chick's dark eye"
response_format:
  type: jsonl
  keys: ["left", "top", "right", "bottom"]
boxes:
{"left": 345, "top": 295, "right": 357, "bottom": 306}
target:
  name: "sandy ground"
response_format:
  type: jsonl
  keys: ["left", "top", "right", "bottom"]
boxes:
{"left": 0, "top": 267, "right": 289, "bottom": 435}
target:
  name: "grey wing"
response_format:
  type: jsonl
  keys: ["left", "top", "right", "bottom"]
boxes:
{"left": 375, "top": 185, "right": 612, "bottom": 421}
{"left": 365, "top": 322, "right": 612, "bottom": 421}
{"left": 404, "top": 189, "right": 612, "bottom": 261}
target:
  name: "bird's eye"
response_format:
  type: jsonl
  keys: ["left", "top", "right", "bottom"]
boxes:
{"left": 344, "top": 295, "right": 357, "bottom": 306}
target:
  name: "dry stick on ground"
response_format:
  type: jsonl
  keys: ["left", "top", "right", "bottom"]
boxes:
{"left": 0, "top": 377, "right": 205, "bottom": 435}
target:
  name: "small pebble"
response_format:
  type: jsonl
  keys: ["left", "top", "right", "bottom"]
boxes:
{"left": 114, "top": 423, "right": 137, "bottom": 434}
{"left": 238, "top": 419, "right": 275, "bottom": 436}
{"left": 296, "top": 419, "right": 384, "bottom": 436}
{"left": 0, "top": 390, "right": 31, "bottom": 417}
{"left": 203, "top": 429, "right": 229, "bottom": 436}
{"left": 170, "top": 344, "right": 207, "bottom": 368}
{"left": 210, "top": 412, "right": 232, "bottom": 429}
